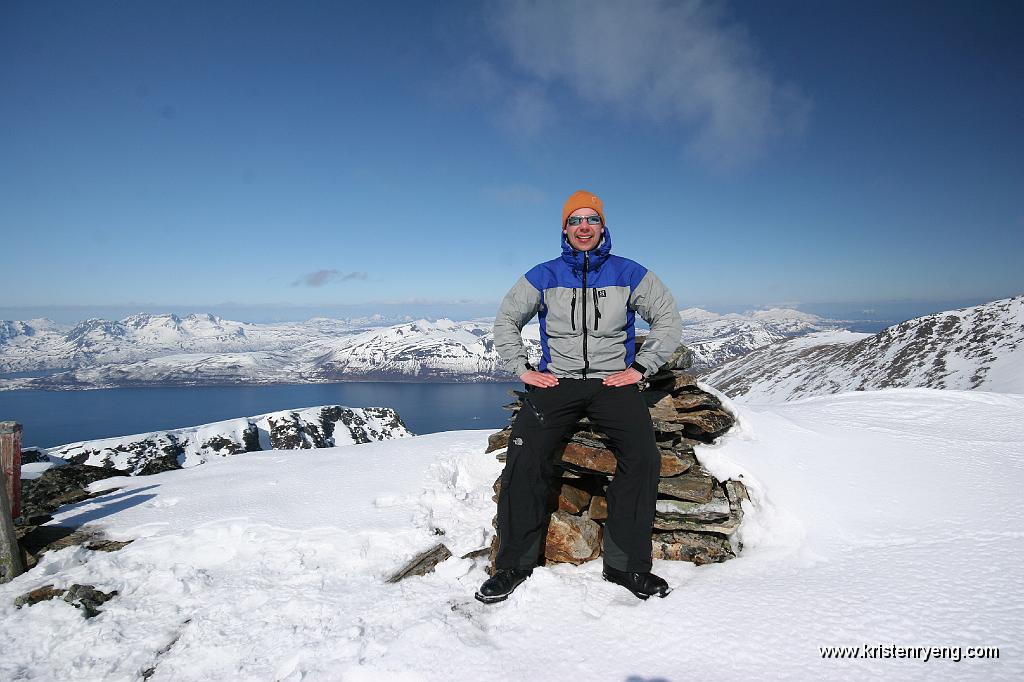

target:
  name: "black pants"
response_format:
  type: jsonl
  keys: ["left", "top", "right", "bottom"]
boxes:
{"left": 495, "top": 378, "right": 660, "bottom": 572}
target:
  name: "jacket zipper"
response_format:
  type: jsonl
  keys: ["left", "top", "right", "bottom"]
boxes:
{"left": 592, "top": 287, "right": 601, "bottom": 330}
{"left": 582, "top": 252, "right": 589, "bottom": 378}
{"left": 570, "top": 288, "right": 577, "bottom": 331}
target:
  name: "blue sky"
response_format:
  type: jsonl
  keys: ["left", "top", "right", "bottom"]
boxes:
{"left": 1, "top": 0, "right": 1021, "bottom": 324}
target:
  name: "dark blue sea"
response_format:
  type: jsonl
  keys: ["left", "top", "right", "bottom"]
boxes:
{"left": 0, "top": 383, "right": 520, "bottom": 449}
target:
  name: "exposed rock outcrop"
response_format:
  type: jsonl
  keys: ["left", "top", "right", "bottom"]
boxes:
{"left": 44, "top": 405, "right": 412, "bottom": 475}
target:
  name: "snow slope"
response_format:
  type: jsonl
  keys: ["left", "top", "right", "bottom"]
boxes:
{"left": 2, "top": 389, "right": 1022, "bottom": 680}
{"left": 704, "top": 295, "right": 1024, "bottom": 402}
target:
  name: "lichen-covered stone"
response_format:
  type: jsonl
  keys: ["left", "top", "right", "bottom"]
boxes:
{"left": 675, "top": 409, "right": 735, "bottom": 436}
{"left": 651, "top": 531, "right": 735, "bottom": 565}
{"left": 657, "top": 471, "right": 714, "bottom": 502}
{"left": 673, "top": 392, "right": 723, "bottom": 411}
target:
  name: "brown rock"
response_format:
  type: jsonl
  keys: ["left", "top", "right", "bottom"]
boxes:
{"left": 658, "top": 471, "right": 714, "bottom": 502}
{"left": 544, "top": 511, "right": 602, "bottom": 564}
{"left": 568, "top": 430, "right": 609, "bottom": 449}
{"left": 659, "top": 451, "right": 695, "bottom": 476}
{"left": 654, "top": 489, "right": 740, "bottom": 533}
{"left": 673, "top": 392, "right": 722, "bottom": 411}
{"left": 651, "top": 531, "right": 735, "bottom": 565}
{"left": 651, "top": 420, "right": 687, "bottom": 434}
{"left": 14, "top": 584, "right": 65, "bottom": 608}
{"left": 588, "top": 495, "right": 608, "bottom": 520}
{"left": 645, "top": 391, "right": 677, "bottom": 422}
{"left": 486, "top": 532, "right": 500, "bottom": 575}
{"left": 86, "top": 539, "right": 133, "bottom": 552}
{"left": 486, "top": 429, "right": 510, "bottom": 454}
{"left": 559, "top": 442, "right": 618, "bottom": 475}
{"left": 558, "top": 482, "right": 592, "bottom": 514}
{"left": 675, "top": 409, "right": 735, "bottom": 435}
{"left": 647, "top": 371, "right": 699, "bottom": 392}
{"left": 724, "top": 479, "right": 749, "bottom": 509}
{"left": 386, "top": 543, "right": 452, "bottom": 583}
{"left": 664, "top": 345, "right": 695, "bottom": 370}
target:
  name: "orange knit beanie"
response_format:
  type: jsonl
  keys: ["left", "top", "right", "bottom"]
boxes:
{"left": 561, "top": 190, "right": 605, "bottom": 227}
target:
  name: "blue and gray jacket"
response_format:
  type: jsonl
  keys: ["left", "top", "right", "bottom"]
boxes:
{"left": 494, "top": 226, "right": 683, "bottom": 380}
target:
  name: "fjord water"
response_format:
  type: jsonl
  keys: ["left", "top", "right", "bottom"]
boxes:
{"left": 0, "top": 382, "right": 520, "bottom": 449}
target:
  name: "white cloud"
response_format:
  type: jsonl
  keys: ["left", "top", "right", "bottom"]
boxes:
{"left": 483, "top": 0, "right": 811, "bottom": 169}
{"left": 292, "top": 270, "right": 369, "bottom": 287}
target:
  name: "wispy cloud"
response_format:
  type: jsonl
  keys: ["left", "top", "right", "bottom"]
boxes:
{"left": 292, "top": 270, "right": 369, "bottom": 287}
{"left": 478, "top": 0, "right": 810, "bottom": 170}
{"left": 440, "top": 59, "right": 555, "bottom": 139}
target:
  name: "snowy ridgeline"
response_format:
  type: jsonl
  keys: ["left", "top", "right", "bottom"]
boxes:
{"left": 0, "top": 316, "right": 542, "bottom": 389}
{"left": 679, "top": 306, "right": 836, "bottom": 370}
{"left": 2, "top": 388, "right": 1022, "bottom": 679}
{"left": 704, "top": 294, "right": 1024, "bottom": 402}
{"left": 27, "top": 405, "right": 412, "bottom": 477}
{"left": 0, "top": 306, "right": 834, "bottom": 390}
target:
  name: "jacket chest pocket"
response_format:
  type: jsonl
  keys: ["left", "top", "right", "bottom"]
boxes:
{"left": 543, "top": 287, "right": 582, "bottom": 337}
{"left": 590, "top": 286, "right": 631, "bottom": 337}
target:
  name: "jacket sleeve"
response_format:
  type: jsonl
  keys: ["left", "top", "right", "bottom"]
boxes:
{"left": 493, "top": 275, "right": 542, "bottom": 378}
{"left": 629, "top": 270, "right": 682, "bottom": 376}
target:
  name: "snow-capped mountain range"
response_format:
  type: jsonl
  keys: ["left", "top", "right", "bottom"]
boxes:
{"left": 0, "top": 314, "right": 544, "bottom": 389}
{"left": 0, "top": 308, "right": 835, "bottom": 390}
{"left": 703, "top": 295, "right": 1024, "bottom": 402}
{"left": 679, "top": 307, "right": 836, "bottom": 370}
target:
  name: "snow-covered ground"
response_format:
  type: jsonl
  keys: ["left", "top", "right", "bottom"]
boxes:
{"left": 2, "top": 388, "right": 1022, "bottom": 680}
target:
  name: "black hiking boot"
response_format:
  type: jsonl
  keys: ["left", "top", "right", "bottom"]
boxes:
{"left": 474, "top": 568, "right": 533, "bottom": 604}
{"left": 602, "top": 565, "right": 672, "bottom": 600}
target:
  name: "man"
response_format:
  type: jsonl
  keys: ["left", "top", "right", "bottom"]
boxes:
{"left": 477, "top": 189, "right": 683, "bottom": 603}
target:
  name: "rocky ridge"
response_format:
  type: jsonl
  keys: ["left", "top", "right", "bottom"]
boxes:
{"left": 703, "top": 294, "right": 1024, "bottom": 402}
{"left": 483, "top": 344, "right": 747, "bottom": 570}
{"left": 45, "top": 405, "right": 412, "bottom": 476}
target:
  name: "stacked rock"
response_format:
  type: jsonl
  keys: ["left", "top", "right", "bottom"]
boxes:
{"left": 484, "top": 344, "right": 748, "bottom": 571}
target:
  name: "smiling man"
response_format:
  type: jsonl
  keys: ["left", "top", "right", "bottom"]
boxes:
{"left": 478, "top": 189, "right": 683, "bottom": 603}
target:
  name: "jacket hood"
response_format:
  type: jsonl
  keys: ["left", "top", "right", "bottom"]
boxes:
{"left": 561, "top": 225, "right": 613, "bottom": 275}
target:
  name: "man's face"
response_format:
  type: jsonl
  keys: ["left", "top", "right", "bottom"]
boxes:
{"left": 564, "top": 208, "right": 604, "bottom": 252}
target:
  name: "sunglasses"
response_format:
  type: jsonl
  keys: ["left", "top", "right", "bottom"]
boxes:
{"left": 566, "top": 215, "right": 602, "bottom": 226}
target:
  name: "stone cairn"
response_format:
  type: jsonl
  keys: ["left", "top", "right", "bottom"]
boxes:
{"left": 484, "top": 343, "right": 748, "bottom": 572}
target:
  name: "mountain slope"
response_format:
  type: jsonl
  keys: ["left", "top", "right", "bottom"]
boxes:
{"left": 680, "top": 307, "right": 836, "bottom": 370}
{"left": 704, "top": 295, "right": 1024, "bottom": 402}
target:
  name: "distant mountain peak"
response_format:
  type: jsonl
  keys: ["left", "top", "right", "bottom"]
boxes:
{"left": 703, "top": 295, "right": 1024, "bottom": 401}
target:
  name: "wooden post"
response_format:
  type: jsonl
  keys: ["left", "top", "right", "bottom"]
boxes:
{"left": 1, "top": 421, "right": 22, "bottom": 519}
{"left": 1, "top": 422, "right": 24, "bottom": 582}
